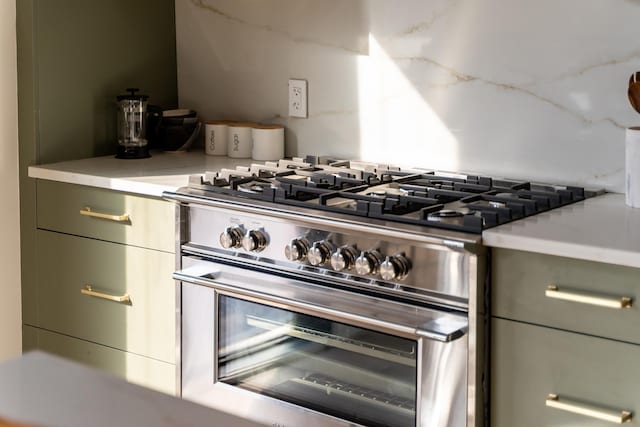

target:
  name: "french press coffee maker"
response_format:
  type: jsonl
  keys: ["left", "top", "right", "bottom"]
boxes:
{"left": 116, "top": 88, "right": 150, "bottom": 159}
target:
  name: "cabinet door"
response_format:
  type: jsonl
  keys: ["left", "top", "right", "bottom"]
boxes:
{"left": 37, "top": 180, "right": 175, "bottom": 253}
{"left": 35, "top": 230, "right": 175, "bottom": 363}
{"left": 23, "top": 326, "right": 175, "bottom": 395}
{"left": 492, "top": 318, "right": 640, "bottom": 427}
{"left": 493, "top": 248, "right": 640, "bottom": 344}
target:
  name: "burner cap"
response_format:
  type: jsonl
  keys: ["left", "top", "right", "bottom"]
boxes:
{"left": 488, "top": 200, "right": 507, "bottom": 208}
{"left": 367, "top": 190, "right": 388, "bottom": 197}
{"left": 429, "top": 209, "right": 464, "bottom": 218}
{"left": 495, "top": 192, "right": 518, "bottom": 198}
{"left": 237, "top": 181, "right": 274, "bottom": 194}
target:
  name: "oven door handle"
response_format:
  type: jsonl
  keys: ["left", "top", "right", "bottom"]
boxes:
{"left": 174, "top": 264, "right": 468, "bottom": 343}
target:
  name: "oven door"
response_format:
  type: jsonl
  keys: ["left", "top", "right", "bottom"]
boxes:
{"left": 175, "top": 257, "right": 469, "bottom": 427}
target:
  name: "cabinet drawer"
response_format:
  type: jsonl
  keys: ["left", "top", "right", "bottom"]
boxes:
{"left": 23, "top": 326, "right": 176, "bottom": 395}
{"left": 493, "top": 248, "right": 640, "bottom": 344}
{"left": 35, "top": 230, "right": 175, "bottom": 363}
{"left": 36, "top": 180, "right": 175, "bottom": 253}
{"left": 492, "top": 318, "right": 640, "bottom": 427}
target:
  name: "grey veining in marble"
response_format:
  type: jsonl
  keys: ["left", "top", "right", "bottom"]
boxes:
{"left": 176, "top": 0, "right": 640, "bottom": 192}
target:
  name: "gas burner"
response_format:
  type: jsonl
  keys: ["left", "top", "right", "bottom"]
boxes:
{"left": 363, "top": 184, "right": 408, "bottom": 198}
{"left": 488, "top": 200, "right": 507, "bottom": 208}
{"left": 237, "top": 180, "right": 276, "bottom": 194}
{"left": 494, "top": 192, "right": 519, "bottom": 198}
{"left": 428, "top": 209, "right": 465, "bottom": 220}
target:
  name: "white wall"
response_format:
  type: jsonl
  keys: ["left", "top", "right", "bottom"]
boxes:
{"left": 176, "top": 0, "right": 640, "bottom": 191}
{"left": 0, "top": 0, "right": 21, "bottom": 361}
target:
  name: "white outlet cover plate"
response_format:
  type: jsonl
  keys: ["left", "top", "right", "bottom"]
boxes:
{"left": 288, "top": 79, "right": 308, "bottom": 118}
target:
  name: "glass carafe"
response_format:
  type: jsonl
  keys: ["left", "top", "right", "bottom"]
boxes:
{"left": 116, "top": 88, "right": 150, "bottom": 159}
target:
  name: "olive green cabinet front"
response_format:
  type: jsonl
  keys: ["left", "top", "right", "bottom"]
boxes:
{"left": 23, "top": 326, "right": 175, "bottom": 394}
{"left": 27, "top": 179, "right": 177, "bottom": 394}
{"left": 37, "top": 180, "right": 175, "bottom": 253}
{"left": 491, "top": 248, "right": 640, "bottom": 426}
{"left": 492, "top": 318, "right": 639, "bottom": 427}
{"left": 35, "top": 229, "right": 175, "bottom": 364}
{"left": 493, "top": 248, "right": 640, "bottom": 345}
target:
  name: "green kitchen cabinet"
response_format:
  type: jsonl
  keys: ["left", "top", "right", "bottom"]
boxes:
{"left": 23, "top": 325, "right": 175, "bottom": 395}
{"left": 35, "top": 229, "right": 175, "bottom": 364}
{"left": 37, "top": 180, "right": 175, "bottom": 253}
{"left": 17, "top": 0, "right": 178, "bottom": 393}
{"left": 491, "top": 248, "right": 640, "bottom": 426}
{"left": 27, "top": 181, "right": 176, "bottom": 393}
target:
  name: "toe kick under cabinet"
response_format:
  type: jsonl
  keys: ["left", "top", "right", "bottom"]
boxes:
{"left": 24, "top": 180, "right": 176, "bottom": 394}
{"left": 491, "top": 248, "right": 640, "bottom": 427}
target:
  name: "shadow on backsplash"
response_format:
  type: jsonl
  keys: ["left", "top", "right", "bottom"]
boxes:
{"left": 176, "top": 0, "right": 640, "bottom": 192}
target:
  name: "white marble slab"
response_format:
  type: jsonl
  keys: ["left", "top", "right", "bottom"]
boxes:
{"left": 483, "top": 193, "right": 640, "bottom": 269}
{"left": 176, "top": 0, "right": 640, "bottom": 193}
{"left": 28, "top": 151, "right": 253, "bottom": 197}
{"left": 0, "top": 351, "right": 262, "bottom": 427}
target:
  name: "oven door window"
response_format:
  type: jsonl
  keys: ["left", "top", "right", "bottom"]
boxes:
{"left": 217, "top": 295, "right": 417, "bottom": 427}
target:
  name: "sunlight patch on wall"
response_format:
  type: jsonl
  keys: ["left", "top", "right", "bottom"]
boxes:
{"left": 357, "top": 33, "right": 458, "bottom": 170}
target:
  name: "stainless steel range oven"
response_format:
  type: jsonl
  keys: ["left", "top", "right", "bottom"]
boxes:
{"left": 164, "top": 156, "right": 590, "bottom": 427}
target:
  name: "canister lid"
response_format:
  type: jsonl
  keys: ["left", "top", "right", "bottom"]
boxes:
{"left": 117, "top": 88, "right": 149, "bottom": 101}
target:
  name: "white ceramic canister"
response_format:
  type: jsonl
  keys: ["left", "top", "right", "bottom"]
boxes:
{"left": 626, "top": 127, "right": 640, "bottom": 208}
{"left": 227, "top": 122, "right": 254, "bottom": 158}
{"left": 251, "top": 124, "right": 285, "bottom": 161}
{"left": 204, "top": 120, "right": 231, "bottom": 155}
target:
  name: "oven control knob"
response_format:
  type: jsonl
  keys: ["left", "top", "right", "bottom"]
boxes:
{"left": 219, "top": 226, "right": 244, "bottom": 249}
{"left": 242, "top": 229, "right": 268, "bottom": 252}
{"left": 355, "top": 250, "right": 383, "bottom": 276}
{"left": 330, "top": 246, "right": 358, "bottom": 272}
{"left": 285, "top": 238, "right": 310, "bottom": 262}
{"left": 307, "top": 241, "right": 335, "bottom": 266}
{"left": 379, "top": 255, "right": 411, "bottom": 281}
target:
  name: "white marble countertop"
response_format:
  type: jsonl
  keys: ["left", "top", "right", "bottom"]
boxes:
{"left": 483, "top": 192, "right": 640, "bottom": 269}
{"left": 28, "top": 154, "right": 640, "bottom": 268}
{"left": 0, "top": 351, "right": 263, "bottom": 427}
{"left": 28, "top": 151, "right": 253, "bottom": 197}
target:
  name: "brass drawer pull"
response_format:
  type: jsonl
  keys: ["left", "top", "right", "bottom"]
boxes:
{"left": 81, "top": 285, "right": 131, "bottom": 304}
{"left": 545, "top": 285, "right": 633, "bottom": 309}
{"left": 79, "top": 207, "right": 130, "bottom": 223}
{"left": 546, "top": 394, "right": 632, "bottom": 423}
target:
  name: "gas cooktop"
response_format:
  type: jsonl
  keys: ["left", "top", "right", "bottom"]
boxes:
{"left": 185, "top": 155, "right": 596, "bottom": 234}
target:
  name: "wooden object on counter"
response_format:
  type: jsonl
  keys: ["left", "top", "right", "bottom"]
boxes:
{"left": 0, "top": 351, "right": 262, "bottom": 427}
{"left": 0, "top": 418, "right": 35, "bottom": 427}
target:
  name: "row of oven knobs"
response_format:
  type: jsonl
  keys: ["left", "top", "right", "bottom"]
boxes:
{"left": 219, "top": 226, "right": 268, "bottom": 252}
{"left": 285, "top": 238, "right": 411, "bottom": 281}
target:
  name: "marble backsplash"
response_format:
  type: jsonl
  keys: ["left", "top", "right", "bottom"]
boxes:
{"left": 176, "top": 0, "right": 640, "bottom": 192}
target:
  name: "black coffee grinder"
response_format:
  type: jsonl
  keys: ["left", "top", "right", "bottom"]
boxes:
{"left": 116, "top": 88, "right": 151, "bottom": 159}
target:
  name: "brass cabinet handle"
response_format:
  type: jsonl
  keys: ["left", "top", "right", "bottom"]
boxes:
{"left": 545, "top": 285, "right": 633, "bottom": 309}
{"left": 81, "top": 285, "right": 131, "bottom": 304}
{"left": 546, "top": 394, "right": 632, "bottom": 423}
{"left": 79, "top": 207, "right": 130, "bottom": 223}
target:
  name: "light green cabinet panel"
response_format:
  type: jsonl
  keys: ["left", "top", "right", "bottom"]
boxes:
{"left": 23, "top": 325, "right": 175, "bottom": 395}
{"left": 493, "top": 248, "right": 640, "bottom": 343}
{"left": 492, "top": 318, "right": 640, "bottom": 427}
{"left": 30, "top": 0, "right": 178, "bottom": 163}
{"left": 35, "top": 230, "right": 175, "bottom": 363}
{"left": 37, "top": 180, "right": 175, "bottom": 253}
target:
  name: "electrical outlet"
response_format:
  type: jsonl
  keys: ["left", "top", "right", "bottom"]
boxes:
{"left": 288, "top": 79, "right": 308, "bottom": 118}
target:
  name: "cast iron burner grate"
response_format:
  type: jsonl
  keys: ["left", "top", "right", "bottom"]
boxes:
{"left": 187, "top": 156, "right": 593, "bottom": 234}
